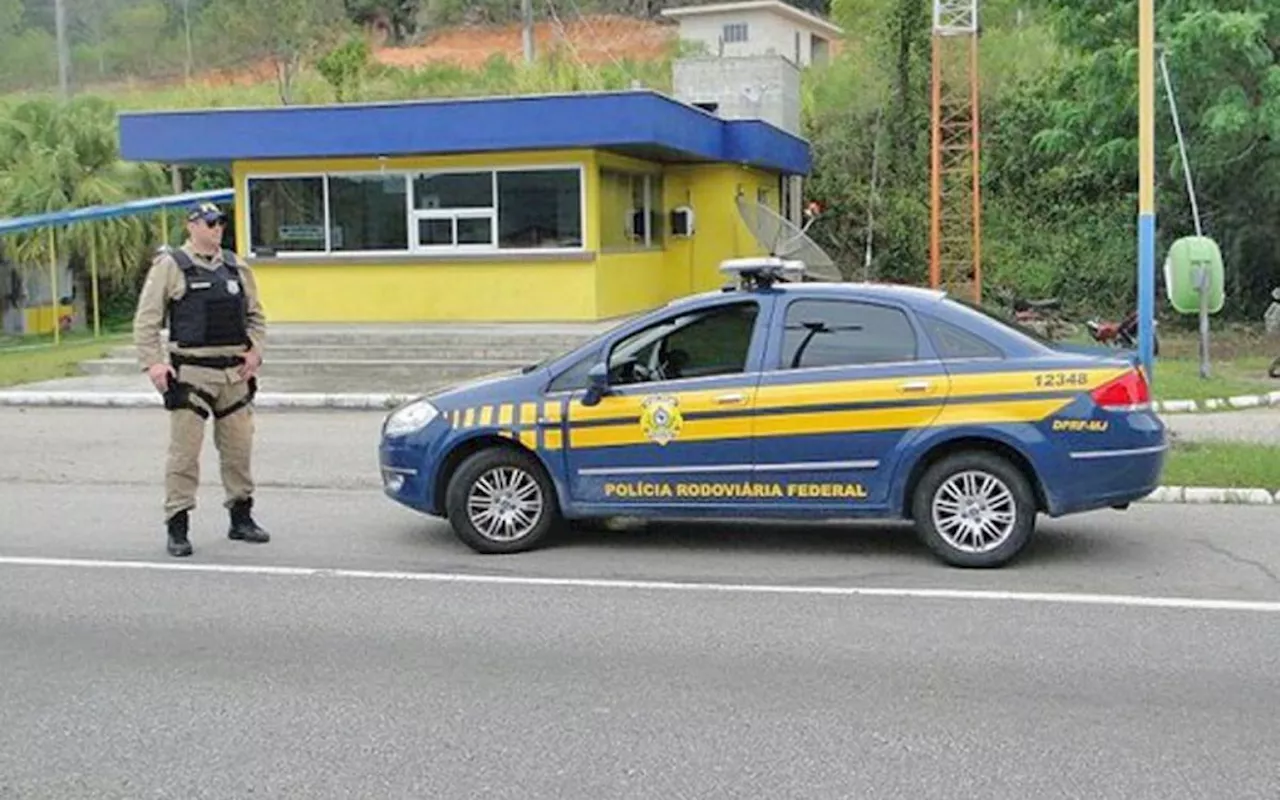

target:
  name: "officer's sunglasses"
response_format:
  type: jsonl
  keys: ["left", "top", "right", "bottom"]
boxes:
{"left": 203, "top": 217, "right": 226, "bottom": 228}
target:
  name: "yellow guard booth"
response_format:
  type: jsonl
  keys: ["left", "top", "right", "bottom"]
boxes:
{"left": 118, "top": 90, "right": 811, "bottom": 322}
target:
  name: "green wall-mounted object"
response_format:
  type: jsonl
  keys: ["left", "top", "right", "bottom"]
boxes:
{"left": 1163, "top": 235, "right": 1224, "bottom": 314}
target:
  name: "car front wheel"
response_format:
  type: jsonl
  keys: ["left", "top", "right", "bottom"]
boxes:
{"left": 911, "top": 451, "right": 1037, "bottom": 568}
{"left": 444, "top": 447, "right": 559, "bottom": 554}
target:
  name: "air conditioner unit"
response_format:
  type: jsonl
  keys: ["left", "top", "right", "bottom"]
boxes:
{"left": 670, "top": 206, "right": 695, "bottom": 237}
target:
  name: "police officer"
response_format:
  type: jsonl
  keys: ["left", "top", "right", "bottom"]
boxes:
{"left": 133, "top": 201, "right": 270, "bottom": 557}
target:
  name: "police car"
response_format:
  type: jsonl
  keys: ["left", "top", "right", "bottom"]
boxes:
{"left": 378, "top": 258, "right": 1166, "bottom": 568}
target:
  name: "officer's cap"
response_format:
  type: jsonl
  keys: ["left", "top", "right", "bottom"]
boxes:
{"left": 188, "top": 202, "right": 227, "bottom": 224}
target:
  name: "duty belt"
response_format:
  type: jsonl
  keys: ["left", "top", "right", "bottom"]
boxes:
{"left": 170, "top": 353, "right": 245, "bottom": 369}
{"left": 164, "top": 351, "right": 257, "bottom": 419}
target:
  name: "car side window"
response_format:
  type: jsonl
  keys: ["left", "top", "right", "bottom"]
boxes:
{"left": 780, "top": 299, "right": 917, "bottom": 369}
{"left": 607, "top": 301, "right": 759, "bottom": 385}
{"left": 921, "top": 314, "right": 1004, "bottom": 360}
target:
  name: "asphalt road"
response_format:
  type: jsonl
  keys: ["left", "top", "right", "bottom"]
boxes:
{"left": 2, "top": 407, "right": 1279, "bottom": 799}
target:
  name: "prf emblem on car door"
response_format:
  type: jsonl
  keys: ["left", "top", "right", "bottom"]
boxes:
{"left": 639, "top": 395, "right": 683, "bottom": 446}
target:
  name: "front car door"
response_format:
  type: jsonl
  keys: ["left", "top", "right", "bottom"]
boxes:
{"left": 751, "top": 295, "right": 951, "bottom": 510}
{"left": 560, "top": 296, "right": 771, "bottom": 514}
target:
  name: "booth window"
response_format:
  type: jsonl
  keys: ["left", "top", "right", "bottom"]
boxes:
{"left": 599, "top": 168, "right": 664, "bottom": 251}
{"left": 246, "top": 165, "right": 584, "bottom": 256}
{"left": 411, "top": 168, "right": 582, "bottom": 251}
{"left": 330, "top": 174, "right": 409, "bottom": 252}
{"left": 247, "top": 177, "right": 325, "bottom": 254}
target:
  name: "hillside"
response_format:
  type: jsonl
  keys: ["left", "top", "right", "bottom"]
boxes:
{"left": 376, "top": 15, "right": 675, "bottom": 70}
{"left": 84, "top": 15, "right": 677, "bottom": 95}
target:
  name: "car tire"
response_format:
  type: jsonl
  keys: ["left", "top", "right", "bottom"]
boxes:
{"left": 911, "top": 450, "right": 1037, "bottom": 568}
{"left": 444, "top": 446, "right": 560, "bottom": 554}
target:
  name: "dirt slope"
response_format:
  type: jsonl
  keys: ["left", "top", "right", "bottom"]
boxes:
{"left": 375, "top": 15, "right": 676, "bottom": 69}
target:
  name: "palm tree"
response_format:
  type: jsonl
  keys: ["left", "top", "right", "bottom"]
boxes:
{"left": 0, "top": 96, "right": 168, "bottom": 341}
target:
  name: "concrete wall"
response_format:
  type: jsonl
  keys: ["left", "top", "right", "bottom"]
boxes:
{"left": 671, "top": 55, "right": 802, "bottom": 137}
{"left": 672, "top": 8, "right": 830, "bottom": 67}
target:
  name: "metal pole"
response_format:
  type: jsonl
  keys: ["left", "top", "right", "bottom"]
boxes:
{"left": 863, "top": 107, "right": 882, "bottom": 282}
{"left": 90, "top": 234, "right": 101, "bottom": 338}
{"left": 928, "top": 34, "right": 943, "bottom": 290}
{"left": 1137, "top": 0, "right": 1156, "bottom": 384}
{"left": 1158, "top": 48, "right": 1200, "bottom": 236}
{"left": 522, "top": 0, "right": 534, "bottom": 63}
{"left": 1158, "top": 46, "right": 1209, "bottom": 379}
{"left": 48, "top": 228, "right": 59, "bottom": 345}
{"left": 54, "top": 0, "right": 70, "bottom": 100}
{"left": 969, "top": 30, "right": 983, "bottom": 305}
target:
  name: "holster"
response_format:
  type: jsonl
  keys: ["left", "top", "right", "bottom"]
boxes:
{"left": 162, "top": 374, "right": 257, "bottom": 419}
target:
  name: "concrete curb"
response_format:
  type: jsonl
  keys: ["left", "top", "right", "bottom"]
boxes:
{"left": 0, "top": 390, "right": 414, "bottom": 410}
{"left": 1154, "top": 390, "right": 1280, "bottom": 415}
{"left": 1140, "top": 486, "right": 1278, "bottom": 506}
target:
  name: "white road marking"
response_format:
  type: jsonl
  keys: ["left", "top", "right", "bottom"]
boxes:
{"left": 2, "top": 555, "right": 1279, "bottom": 613}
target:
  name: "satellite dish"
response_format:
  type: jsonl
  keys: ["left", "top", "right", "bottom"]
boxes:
{"left": 734, "top": 191, "right": 841, "bottom": 282}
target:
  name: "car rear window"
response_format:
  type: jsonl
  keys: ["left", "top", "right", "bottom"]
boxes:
{"left": 920, "top": 314, "right": 1004, "bottom": 359}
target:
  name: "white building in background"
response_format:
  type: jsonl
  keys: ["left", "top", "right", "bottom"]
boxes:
{"left": 662, "top": 1, "right": 843, "bottom": 225}
{"left": 660, "top": 0, "right": 842, "bottom": 68}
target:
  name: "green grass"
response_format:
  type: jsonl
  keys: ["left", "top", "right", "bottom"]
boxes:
{"left": 1152, "top": 356, "right": 1276, "bottom": 402}
{"left": 0, "top": 332, "right": 129, "bottom": 388}
{"left": 1163, "top": 440, "right": 1280, "bottom": 490}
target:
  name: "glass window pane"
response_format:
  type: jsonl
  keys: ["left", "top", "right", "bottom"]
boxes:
{"left": 608, "top": 302, "right": 758, "bottom": 384}
{"left": 497, "top": 169, "right": 582, "bottom": 249}
{"left": 328, "top": 175, "right": 407, "bottom": 251}
{"left": 647, "top": 174, "right": 665, "bottom": 246}
{"left": 922, "top": 314, "right": 1003, "bottom": 359}
{"left": 248, "top": 177, "right": 325, "bottom": 253}
{"left": 599, "top": 169, "right": 637, "bottom": 250}
{"left": 457, "top": 217, "right": 492, "bottom": 245}
{"left": 781, "top": 299, "right": 918, "bottom": 369}
{"left": 413, "top": 172, "right": 492, "bottom": 209}
{"left": 418, "top": 218, "right": 453, "bottom": 246}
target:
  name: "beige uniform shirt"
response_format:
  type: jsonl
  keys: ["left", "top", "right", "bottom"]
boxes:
{"left": 133, "top": 242, "right": 267, "bottom": 377}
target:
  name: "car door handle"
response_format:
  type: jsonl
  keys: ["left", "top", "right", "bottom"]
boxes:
{"left": 899, "top": 381, "right": 931, "bottom": 393}
{"left": 714, "top": 392, "right": 747, "bottom": 405}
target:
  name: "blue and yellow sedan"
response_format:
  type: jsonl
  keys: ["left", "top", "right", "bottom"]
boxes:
{"left": 378, "top": 259, "right": 1165, "bottom": 568}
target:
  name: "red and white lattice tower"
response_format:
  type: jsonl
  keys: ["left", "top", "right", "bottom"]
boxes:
{"left": 929, "top": 0, "right": 982, "bottom": 303}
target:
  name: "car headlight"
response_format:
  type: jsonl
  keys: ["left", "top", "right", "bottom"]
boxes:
{"left": 383, "top": 399, "right": 440, "bottom": 437}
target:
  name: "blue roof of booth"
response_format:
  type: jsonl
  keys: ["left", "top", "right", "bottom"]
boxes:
{"left": 118, "top": 89, "right": 810, "bottom": 175}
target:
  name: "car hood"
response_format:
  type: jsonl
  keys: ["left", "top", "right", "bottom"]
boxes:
{"left": 424, "top": 366, "right": 550, "bottom": 408}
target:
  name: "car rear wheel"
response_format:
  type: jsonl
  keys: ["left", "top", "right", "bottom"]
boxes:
{"left": 445, "top": 447, "right": 559, "bottom": 554}
{"left": 911, "top": 451, "right": 1036, "bottom": 568}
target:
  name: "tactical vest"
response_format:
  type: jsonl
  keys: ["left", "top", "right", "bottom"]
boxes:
{"left": 166, "top": 248, "right": 250, "bottom": 349}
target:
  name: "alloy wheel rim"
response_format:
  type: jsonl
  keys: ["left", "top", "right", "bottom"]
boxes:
{"left": 466, "top": 466, "right": 544, "bottom": 542}
{"left": 931, "top": 470, "right": 1017, "bottom": 553}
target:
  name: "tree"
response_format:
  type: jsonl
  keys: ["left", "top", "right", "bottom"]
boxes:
{"left": 0, "top": 97, "right": 168, "bottom": 318}
{"left": 317, "top": 33, "right": 371, "bottom": 101}
{"left": 344, "top": 0, "right": 418, "bottom": 43}
{"left": 213, "top": 0, "right": 351, "bottom": 104}
{"left": 1009, "top": 0, "right": 1280, "bottom": 314}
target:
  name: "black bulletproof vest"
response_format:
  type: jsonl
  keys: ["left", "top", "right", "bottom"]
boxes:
{"left": 166, "top": 248, "right": 250, "bottom": 348}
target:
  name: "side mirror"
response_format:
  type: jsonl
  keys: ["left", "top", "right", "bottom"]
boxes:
{"left": 581, "top": 362, "right": 610, "bottom": 407}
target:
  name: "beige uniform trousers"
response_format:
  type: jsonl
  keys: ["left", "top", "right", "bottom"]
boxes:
{"left": 165, "top": 362, "right": 256, "bottom": 521}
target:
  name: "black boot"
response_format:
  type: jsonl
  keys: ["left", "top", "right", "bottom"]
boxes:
{"left": 228, "top": 497, "right": 270, "bottom": 543}
{"left": 167, "top": 510, "right": 193, "bottom": 557}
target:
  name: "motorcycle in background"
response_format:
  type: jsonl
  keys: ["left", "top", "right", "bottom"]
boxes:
{"left": 1085, "top": 309, "right": 1161, "bottom": 357}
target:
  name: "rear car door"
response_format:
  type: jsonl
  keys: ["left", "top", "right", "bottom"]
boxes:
{"left": 562, "top": 297, "right": 769, "bottom": 510}
{"left": 752, "top": 296, "right": 951, "bottom": 510}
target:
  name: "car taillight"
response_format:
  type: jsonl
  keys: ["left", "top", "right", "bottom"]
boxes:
{"left": 1091, "top": 369, "right": 1151, "bottom": 410}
